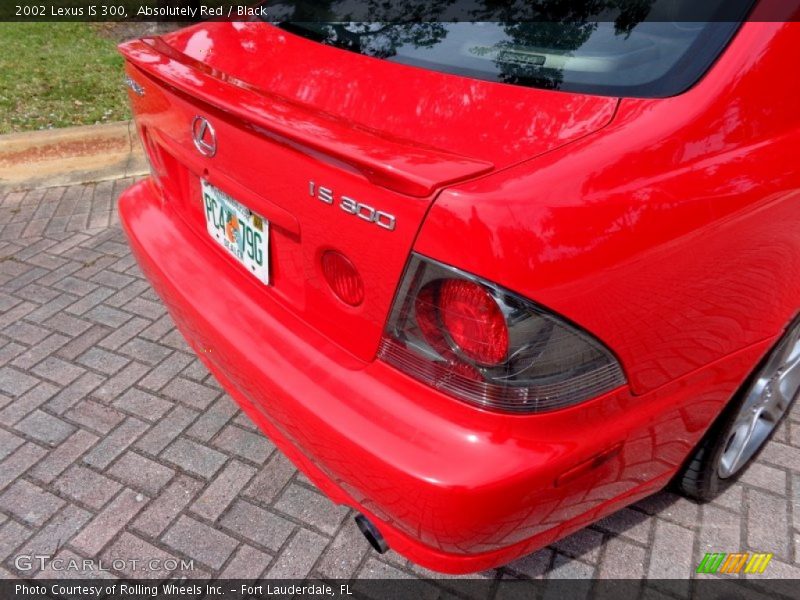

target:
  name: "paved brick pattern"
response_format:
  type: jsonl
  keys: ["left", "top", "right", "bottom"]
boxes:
{"left": 0, "top": 181, "right": 799, "bottom": 585}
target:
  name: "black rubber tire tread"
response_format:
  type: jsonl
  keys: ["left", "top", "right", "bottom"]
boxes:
{"left": 676, "top": 420, "right": 727, "bottom": 501}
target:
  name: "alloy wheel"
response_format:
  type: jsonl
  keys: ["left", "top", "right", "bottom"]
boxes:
{"left": 718, "top": 322, "right": 800, "bottom": 478}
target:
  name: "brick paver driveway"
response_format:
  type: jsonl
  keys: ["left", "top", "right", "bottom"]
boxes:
{"left": 1, "top": 180, "right": 799, "bottom": 586}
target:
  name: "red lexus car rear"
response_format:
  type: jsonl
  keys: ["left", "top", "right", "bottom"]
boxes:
{"left": 118, "top": 1, "right": 800, "bottom": 572}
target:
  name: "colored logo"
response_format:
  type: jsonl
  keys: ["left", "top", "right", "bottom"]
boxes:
{"left": 225, "top": 212, "right": 240, "bottom": 245}
{"left": 224, "top": 212, "right": 246, "bottom": 256}
{"left": 696, "top": 552, "right": 773, "bottom": 574}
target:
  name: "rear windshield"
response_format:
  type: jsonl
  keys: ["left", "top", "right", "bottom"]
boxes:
{"left": 277, "top": 1, "right": 753, "bottom": 97}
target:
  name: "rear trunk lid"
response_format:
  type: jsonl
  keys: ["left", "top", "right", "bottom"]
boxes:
{"left": 119, "top": 22, "right": 617, "bottom": 361}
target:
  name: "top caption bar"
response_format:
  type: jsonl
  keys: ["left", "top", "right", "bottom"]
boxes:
{"left": 1, "top": 0, "right": 798, "bottom": 22}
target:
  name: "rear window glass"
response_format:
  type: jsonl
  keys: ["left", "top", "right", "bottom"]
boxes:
{"left": 276, "top": 1, "right": 753, "bottom": 97}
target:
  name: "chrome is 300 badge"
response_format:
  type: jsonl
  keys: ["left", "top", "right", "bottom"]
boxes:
{"left": 308, "top": 181, "right": 396, "bottom": 231}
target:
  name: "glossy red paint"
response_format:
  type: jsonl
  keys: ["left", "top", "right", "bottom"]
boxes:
{"left": 118, "top": 17, "right": 800, "bottom": 573}
{"left": 417, "top": 20, "right": 800, "bottom": 393}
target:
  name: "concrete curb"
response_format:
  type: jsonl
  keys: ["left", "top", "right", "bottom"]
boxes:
{"left": 0, "top": 121, "right": 148, "bottom": 191}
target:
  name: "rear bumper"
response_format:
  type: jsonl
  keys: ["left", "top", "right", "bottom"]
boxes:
{"left": 119, "top": 178, "right": 771, "bottom": 573}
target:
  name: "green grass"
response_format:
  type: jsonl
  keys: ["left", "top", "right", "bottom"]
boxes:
{"left": 0, "top": 23, "right": 130, "bottom": 134}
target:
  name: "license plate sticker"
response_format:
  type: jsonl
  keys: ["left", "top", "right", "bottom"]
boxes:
{"left": 202, "top": 180, "right": 270, "bottom": 285}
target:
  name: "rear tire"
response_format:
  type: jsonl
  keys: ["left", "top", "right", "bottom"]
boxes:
{"left": 677, "top": 316, "right": 800, "bottom": 501}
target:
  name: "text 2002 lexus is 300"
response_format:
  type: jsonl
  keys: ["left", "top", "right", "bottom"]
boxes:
{"left": 118, "top": 0, "right": 800, "bottom": 573}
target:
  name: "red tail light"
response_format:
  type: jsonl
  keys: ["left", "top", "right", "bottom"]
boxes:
{"left": 415, "top": 279, "right": 508, "bottom": 366}
{"left": 379, "top": 254, "right": 626, "bottom": 413}
{"left": 321, "top": 250, "right": 364, "bottom": 306}
{"left": 438, "top": 279, "right": 508, "bottom": 365}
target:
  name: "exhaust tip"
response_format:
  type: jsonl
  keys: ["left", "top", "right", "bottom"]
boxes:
{"left": 354, "top": 514, "right": 389, "bottom": 554}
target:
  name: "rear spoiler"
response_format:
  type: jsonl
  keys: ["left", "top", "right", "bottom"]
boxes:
{"left": 118, "top": 38, "right": 494, "bottom": 197}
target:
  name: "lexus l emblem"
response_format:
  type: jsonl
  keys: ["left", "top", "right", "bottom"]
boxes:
{"left": 192, "top": 116, "right": 217, "bottom": 157}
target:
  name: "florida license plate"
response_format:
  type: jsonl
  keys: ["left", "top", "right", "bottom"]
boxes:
{"left": 202, "top": 180, "right": 270, "bottom": 285}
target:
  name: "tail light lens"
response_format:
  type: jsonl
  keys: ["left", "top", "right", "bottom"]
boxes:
{"left": 378, "top": 254, "right": 625, "bottom": 413}
{"left": 423, "top": 279, "right": 508, "bottom": 365}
